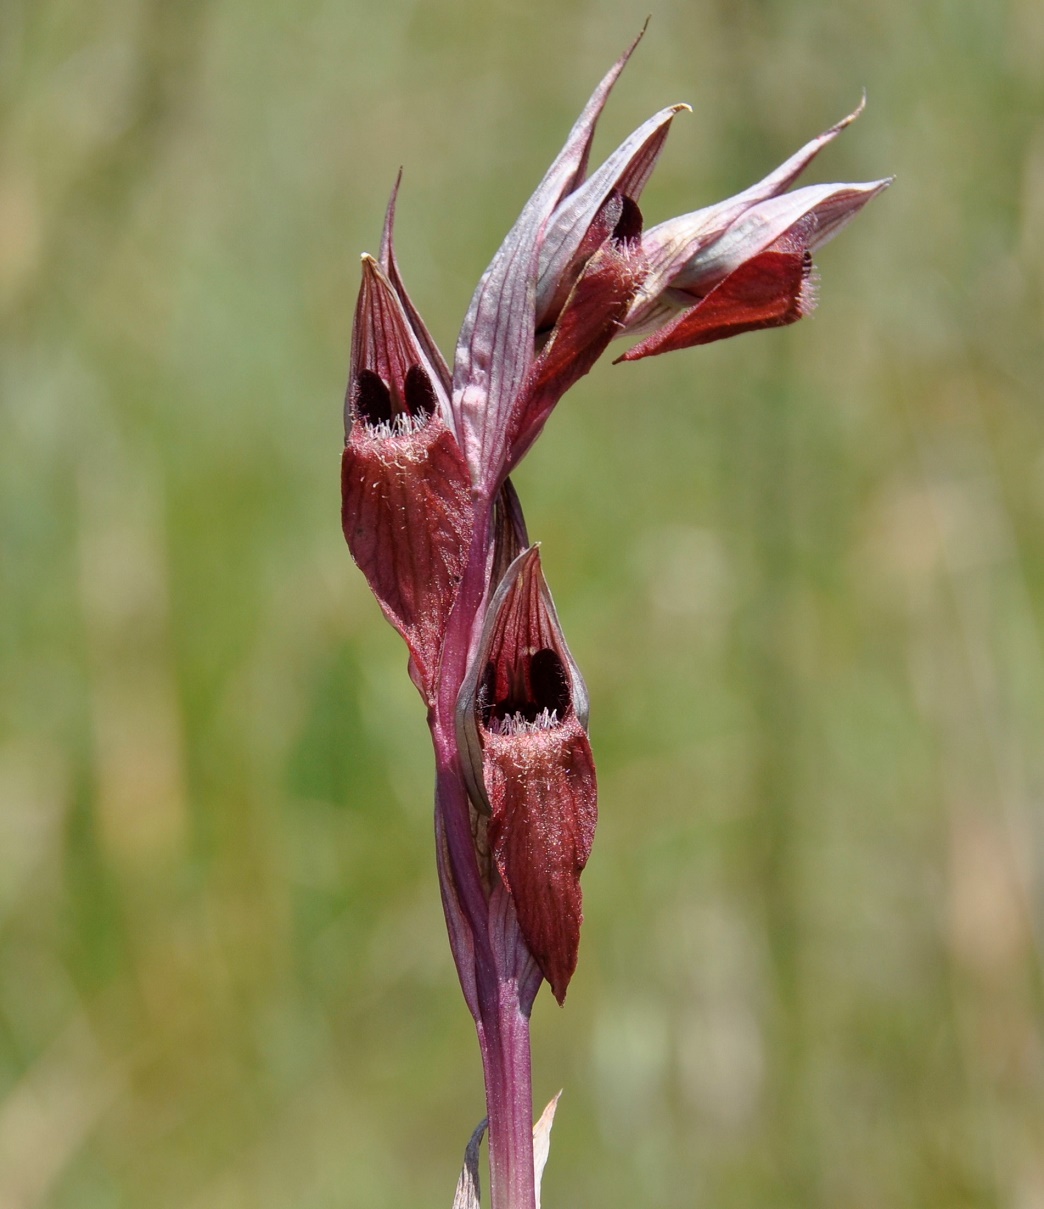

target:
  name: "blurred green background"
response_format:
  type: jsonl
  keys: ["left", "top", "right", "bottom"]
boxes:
{"left": 2, "top": 0, "right": 1043, "bottom": 1205}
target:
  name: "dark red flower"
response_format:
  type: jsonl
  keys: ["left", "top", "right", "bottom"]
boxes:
{"left": 457, "top": 547, "right": 596, "bottom": 1003}
{"left": 617, "top": 100, "right": 892, "bottom": 360}
{"left": 341, "top": 254, "right": 473, "bottom": 701}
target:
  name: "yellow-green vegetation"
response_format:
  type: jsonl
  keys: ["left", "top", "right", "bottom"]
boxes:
{"left": 1, "top": 1, "right": 1042, "bottom": 1206}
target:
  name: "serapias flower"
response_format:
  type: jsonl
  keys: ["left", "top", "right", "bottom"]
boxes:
{"left": 341, "top": 248, "right": 473, "bottom": 704}
{"left": 456, "top": 545, "right": 596, "bottom": 1004}
{"left": 617, "top": 97, "right": 893, "bottom": 360}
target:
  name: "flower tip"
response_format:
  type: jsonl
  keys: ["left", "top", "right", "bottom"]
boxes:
{"left": 832, "top": 90, "right": 867, "bottom": 135}
{"left": 859, "top": 176, "right": 896, "bottom": 207}
{"left": 617, "top": 16, "right": 650, "bottom": 60}
{"left": 618, "top": 17, "right": 650, "bottom": 65}
{"left": 517, "top": 540, "right": 542, "bottom": 568}
{"left": 358, "top": 252, "right": 383, "bottom": 288}
{"left": 384, "top": 169, "right": 404, "bottom": 214}
{"left": 378, "top": 173, "right": 405, "bottom": 269}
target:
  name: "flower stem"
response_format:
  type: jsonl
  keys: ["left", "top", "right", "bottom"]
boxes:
{"left": 430, "top": 498, "right": 542, "bottom": 1209}
{"left": 434, "top": 742, "right": 540, "bottom": 1209}
{"left": 476, "top": 977, "right": 536, "bottom": 1209}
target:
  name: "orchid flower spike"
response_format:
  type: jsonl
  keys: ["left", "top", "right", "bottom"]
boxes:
{"left": 340, "top": 30, "right": 889, "bottom": 1209}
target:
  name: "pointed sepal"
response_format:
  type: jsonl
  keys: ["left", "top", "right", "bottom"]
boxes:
{"left": 634, "top": 97, "right": 870, "bottom": 305}
{"left": 452, "top": 36, "right": 675, "bottom": 492}
{"left": 656, "top": 178, "right": 893, "bottom": 297}
{"left": 379, "top": 173, "right": 453, "bottom": 395}
{"left": 450, "top": 38, "right": 640, "bottom": 488}
{"left": 490, "top": 477, "right": 530, "bottom": 593}
{"left": 535, "top": 104, "right": 687, "bottom": 328}
{"left": 618, "top": 91, "right": 891, "bottom": 348}
{"left": 347, "top": 254, "right": 453, "bottom": 435}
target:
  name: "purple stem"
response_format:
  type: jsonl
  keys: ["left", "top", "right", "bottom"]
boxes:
{"left": 430, "top": 503, "right": 541, "bottom": 1209}
{"left": 475, "top": 969, "right": 536, "bottom": 1209}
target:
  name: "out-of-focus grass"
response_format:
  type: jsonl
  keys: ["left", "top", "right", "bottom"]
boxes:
{"left": 2, "top": 0, "right": 1043, "bottom": 1205}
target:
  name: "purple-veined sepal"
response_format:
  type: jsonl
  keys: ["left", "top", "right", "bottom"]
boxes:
{"left": 346, "top": 253, "right": 454, "bottom": 435}
{"left": 452, "top": 35, "right": 684, "bottom": 492}
{"left": 490, "top": 477, "right": 530, "bottom": 593}
{"left": 533, "top": 104, "right": 687, "bottom": 331}
{"left": 631, "top": 97, "right": 872, "bottom": 312}
{"left": 379, "top": 172, "right": 453, "bottom": 397}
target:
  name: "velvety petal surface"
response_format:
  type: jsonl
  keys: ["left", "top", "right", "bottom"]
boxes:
{"left": 341, "top": 418, "right": 473, "bottom": 701}
{"left": 483, "top": 716, "right": 597, "bottom": 1004}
